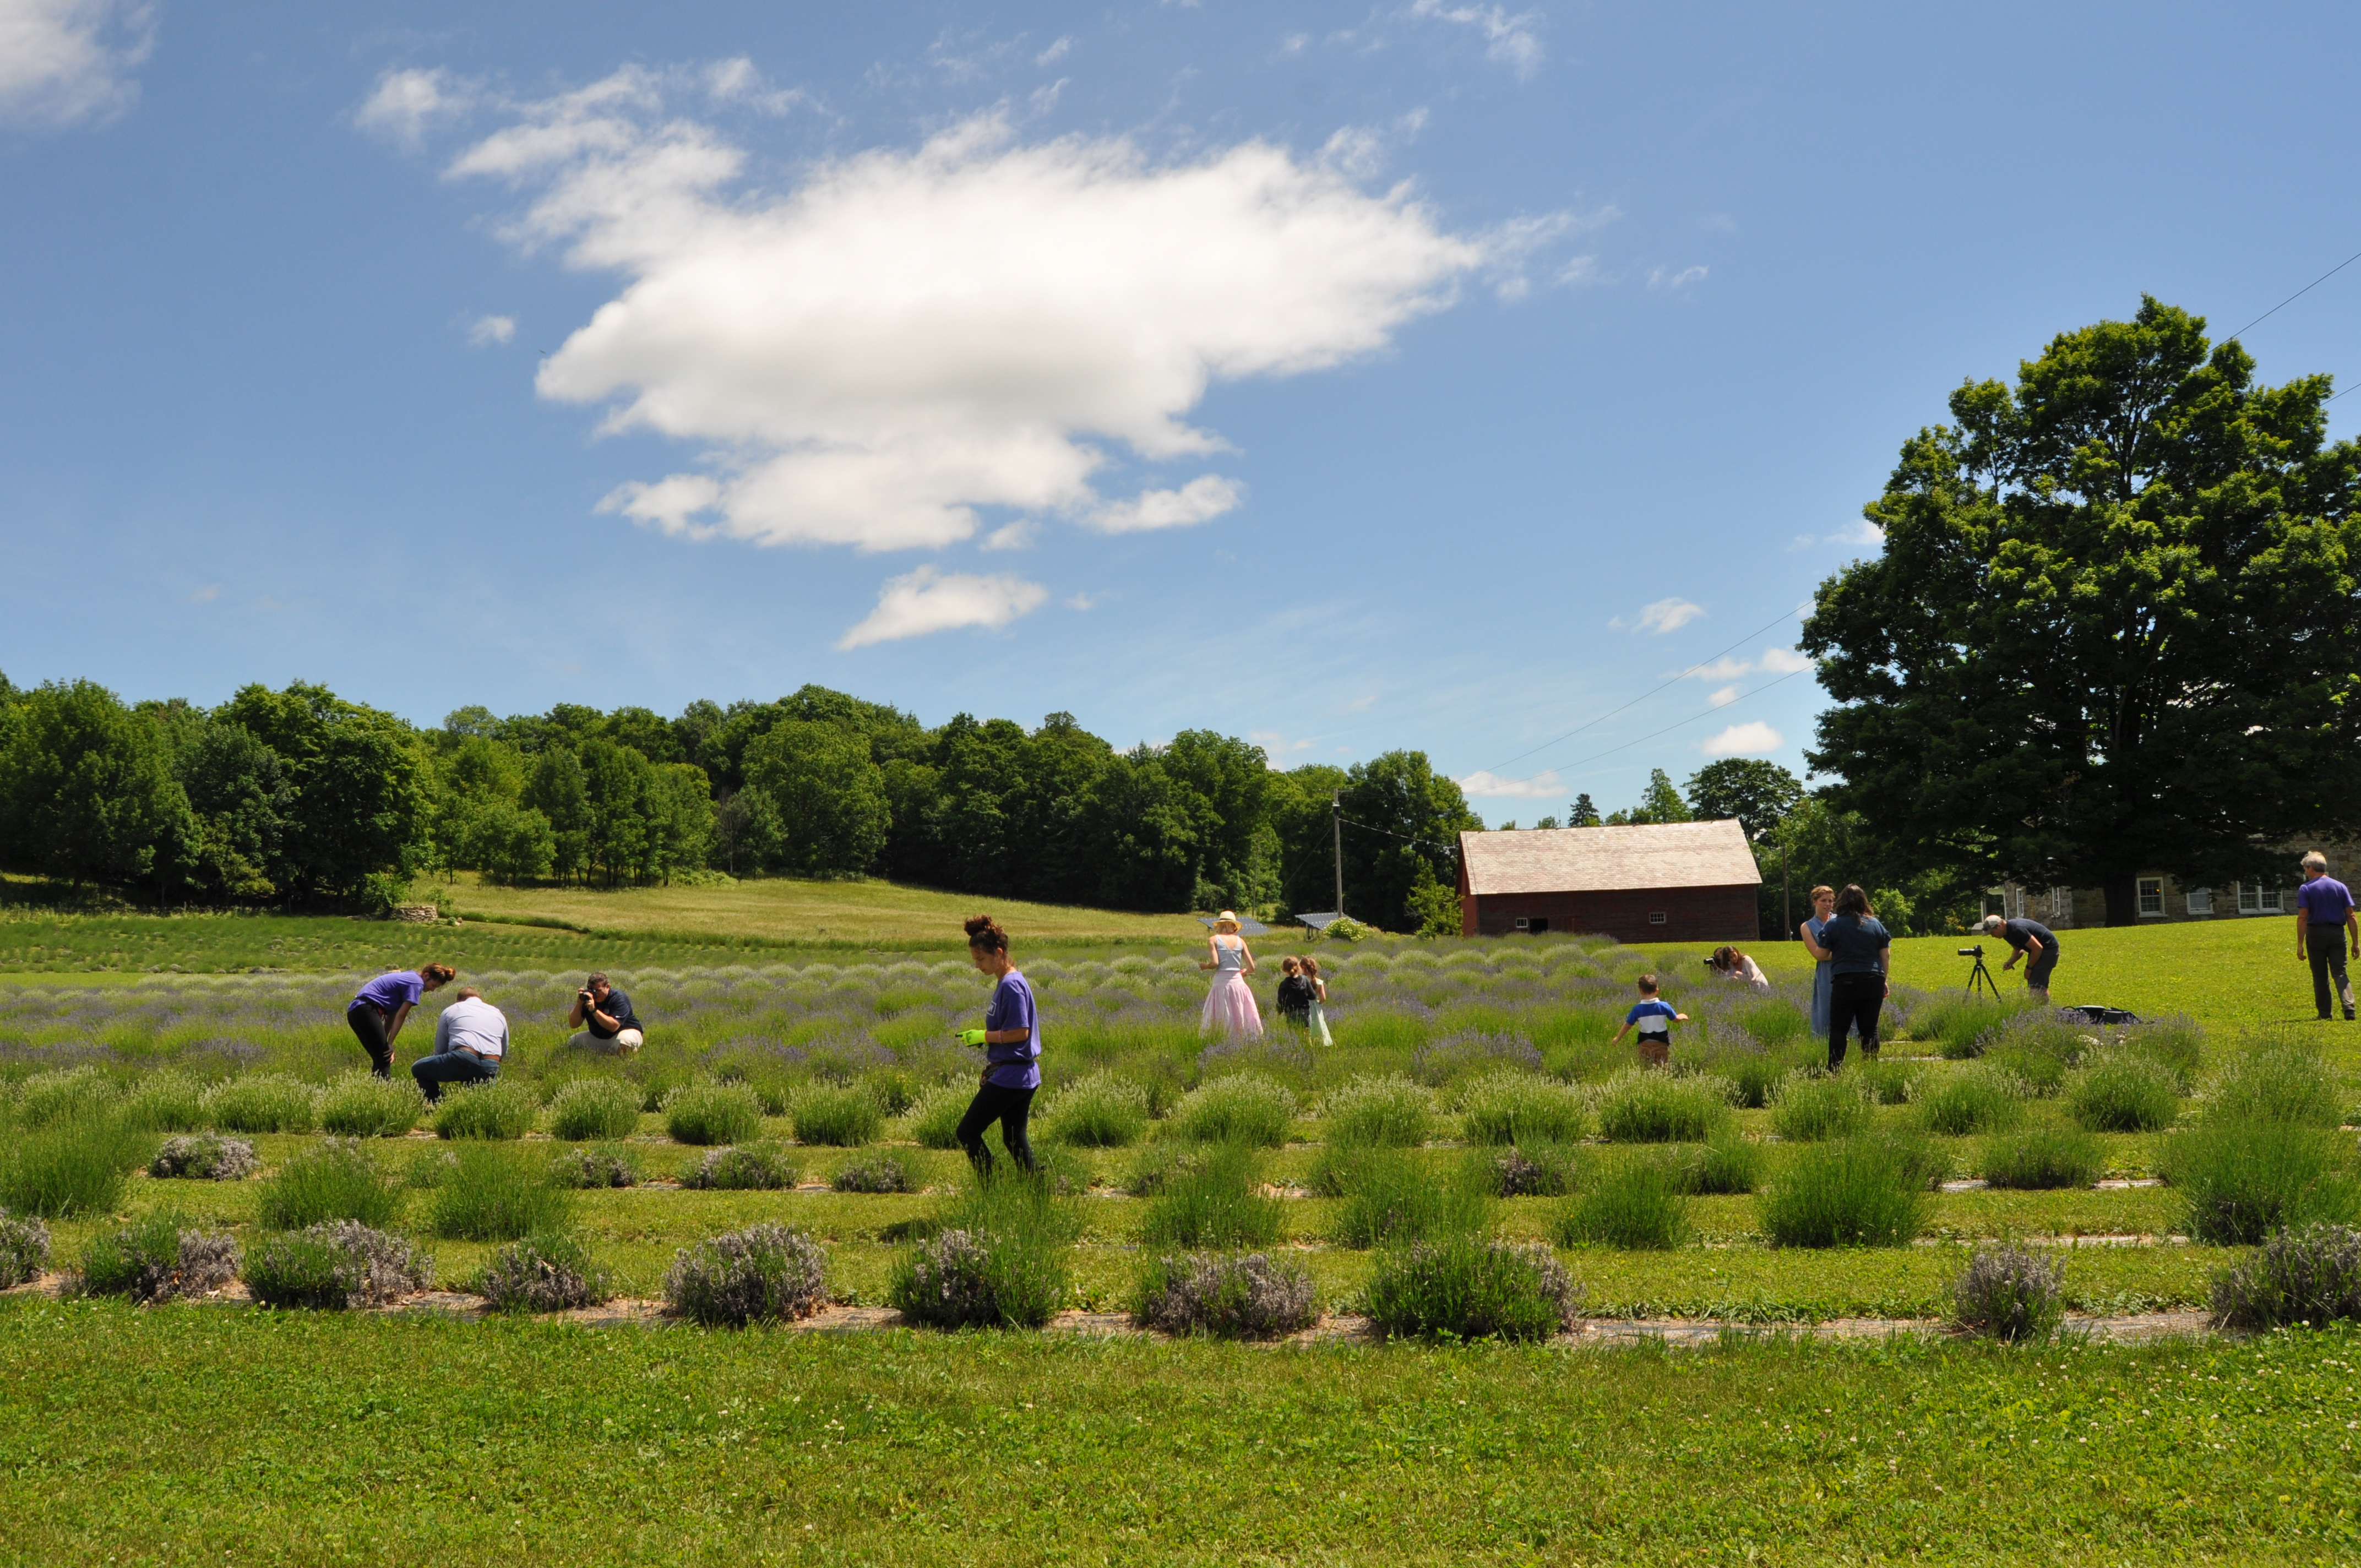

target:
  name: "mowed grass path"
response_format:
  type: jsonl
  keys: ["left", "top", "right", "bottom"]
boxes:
{"left": 4, "top": 1299, "right": 2357, "bottom": 1565}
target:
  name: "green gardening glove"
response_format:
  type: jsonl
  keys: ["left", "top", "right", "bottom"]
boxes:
{"left": 958, "top": 1028, "right": 988, "bottom": 1046}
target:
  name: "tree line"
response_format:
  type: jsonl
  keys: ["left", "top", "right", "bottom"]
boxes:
{"left": 0, "top": 677, "right": 1477, "bottom": 934}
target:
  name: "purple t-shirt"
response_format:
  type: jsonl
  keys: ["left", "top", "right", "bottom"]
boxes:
{"left": 982, "top": 971, "right": 1041, "bottom": 1089}
{"left": 350, "top": 970, "right": 423, "bottom": 1015}
{"left": 2298, "top": 876, "right": 2355, "bottom": 926}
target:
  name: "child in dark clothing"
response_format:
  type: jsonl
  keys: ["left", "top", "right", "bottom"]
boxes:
{"left": 1275, "top": 956, "right": 1315, "bottom": 1028}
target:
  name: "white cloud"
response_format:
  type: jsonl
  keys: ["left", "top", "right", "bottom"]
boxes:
{"left": 467, "top": 314, "right": 516, "bottom": 347}
{"left": 1758, "top": 645, "right": 1814, "bottom": 673}
{"left": 1707, "top": 684, "right": 1741, "bottom": 708}
{"left": 835, "top": 565, "right": 1048, "bottom": 649}
{"left": 1830, "top": 518, "right": 1885, "bottom": 547}
{"left": 0, "top": 0, "right": 153, "bottom": 128}
{"left": 1065, "top": 591, "right": 1100, "bottom": 610}
{"left": 1649, "top": 264, "right": 1708, "bottom": 292}
{"left": 1701, "top": 721, "right": 1784, "bottom": 758}
{"left": 1681, "top": 645, "right": 1813, "bottom": 685}
{"left": 1614, "top": 597, "right": 1705, "bottom": 635}
{"left": 980, "top": 521, "right": 1036, "bottom": 551}
{"left": 356, "top": 67, "right": 474, "bottom": 150}
{"left": 1410, "top": 0, "right": 1543, "bottom": 79}
{"left": 1092, "top": 475, "right": 1242, "bottom": 533}
{"left": 1458, "top": 767, "right": 1563, "bottom": 799}
{"left": 442, "top": 81, "right": 1493, "bottom": 554}
{"left": 1035, "top": 36, "right": 1072, "bottom": 66}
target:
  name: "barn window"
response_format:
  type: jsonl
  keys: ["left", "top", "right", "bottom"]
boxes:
{"left": 1514, "top": 917, "right": 1529, "bottom": 930}
{"left": 1648, "top": 911, "right": 1668, "bottom": 925}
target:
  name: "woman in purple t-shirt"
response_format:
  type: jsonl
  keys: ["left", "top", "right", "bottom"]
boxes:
{"left": 953, "top": 916, "right": 1040, "bottom": 1178}
{"left": 345, "top": 962, "right": 455, "bottom": 1080}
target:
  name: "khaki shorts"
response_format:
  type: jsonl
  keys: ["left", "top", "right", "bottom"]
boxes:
{"left": 568, "top": 1028, "right": 644, "bottom": 1056}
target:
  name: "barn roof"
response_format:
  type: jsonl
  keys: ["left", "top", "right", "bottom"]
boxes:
{"left": 1457, "top": 819, "right": 1762, "bottom": 896}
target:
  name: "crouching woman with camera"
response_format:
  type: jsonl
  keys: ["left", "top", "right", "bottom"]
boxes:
{"left": 565, "top": 972, "right": 644, "bottom": 1055}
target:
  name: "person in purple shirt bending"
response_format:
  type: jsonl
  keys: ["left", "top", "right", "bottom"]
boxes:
{"left": 345, "top": 962, "right": 455, "bottom": 1079}
{"left": 2295, "top": 851, "right": 2358, "bottom": 1021}
{"left": 953, "top": 915, "right": 1040, "bottom": 1178}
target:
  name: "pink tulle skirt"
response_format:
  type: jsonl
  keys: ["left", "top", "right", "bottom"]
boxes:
{"left": 1201, "top": 973, "right": 1264, "bottom": 1039}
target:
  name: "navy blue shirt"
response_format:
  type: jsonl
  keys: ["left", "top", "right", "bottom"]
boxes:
{"left": 1999, "top": 919, "right": 2056, "bottom": 958}
{"left": 585, "top": 986, "right": 640, "bottom": 1039}
{"left": 1823, "top": 914, "right": 1891, "bottom": 976}
{"left": 982, "top": 971, "right": 1041, "bottom": 1090}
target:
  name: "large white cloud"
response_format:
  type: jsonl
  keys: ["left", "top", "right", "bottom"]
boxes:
{"left": 1701, "top": 721, "right": 1784, "bottom": 758}
{"left": 0, "top": 0, "right": 153, "bottom": 128}
{"left": 836, "top": 565, "right": 1049, "bottom": 649}
{"left": 1457, "top": 767, "right": 1564, "bottom": 800}
{"left": 439, "top": 74, "right": 1495, "bottom": 556}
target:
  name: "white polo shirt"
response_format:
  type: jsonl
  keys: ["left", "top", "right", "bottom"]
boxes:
{"left": 434, "top": 996, "right": 509, "bottom": 1060}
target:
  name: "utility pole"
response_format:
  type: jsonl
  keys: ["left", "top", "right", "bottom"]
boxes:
{"left": 1781, "top": 839, "right": 1790, "bottom": 940}
{"left": 1332, "top": 791, "right": 1345, "bottom": 918}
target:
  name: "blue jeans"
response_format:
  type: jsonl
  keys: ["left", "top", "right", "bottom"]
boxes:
{"left": 411, "top": 1050, "right": 498, "bottom": 1103}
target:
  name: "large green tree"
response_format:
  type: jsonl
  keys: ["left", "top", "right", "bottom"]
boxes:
{"left": 218, "top": 683, "right": 429, "bottom": 903}
{"left": 0, "top": 680, "right": 199, "bottom": 899}
{"left": 1685, "top": 759, "right": 1804, "bottom": 841}
{"left": 743, "top": 720, "right": 891, "bottom": 878}
{"left": 1800, "top": 298, "right": 2361, "bottom": 924}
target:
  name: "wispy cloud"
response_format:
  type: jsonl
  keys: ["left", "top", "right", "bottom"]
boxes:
{"left": 836, "top": 565, "right": 1048, "bottom": 649}
{"left": 1787, "top": 518, "right": 1885, "bottom": 552}
{"left": 1680, "top": 646, "right": 1812, "bottom": 684}
{"left": 1613, "top": 597, "right": 1705, "bottom": 635}
{"left": 1701, "top": 721, "right": 1783, "bottom": 757}
{"left": 466, "top": 314, "right": 516, "bottom": 347}
{"left": 1458, "top": 767, "right": 1564, "bottom": 799}
{"left": 1091, "top": 475, "right": 1243, "bottom": 533}
{"left": 1409, "top": 0, "right": 1544, "bottom": 79}
{"left": 0, "top": 0, "right": 154, "bottom": 129}
{"left": 355, "top": 66, "right": 474, "bottom": 150}
{"left": 1648, "top": 264, "right": 1708, "bottom": 292}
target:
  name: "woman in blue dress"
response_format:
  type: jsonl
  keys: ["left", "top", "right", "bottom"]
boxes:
{"left": 1798, "top": 884, "right": 1836, "bottom": 1038}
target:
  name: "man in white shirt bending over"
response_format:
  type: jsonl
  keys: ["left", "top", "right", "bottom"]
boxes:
{"left": 410, "top": 986, "right": 508, "bottom": 1103}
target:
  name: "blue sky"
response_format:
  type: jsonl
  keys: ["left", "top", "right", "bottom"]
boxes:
{"left": 6, "top": 2, "right": 2360, "bottom": 824}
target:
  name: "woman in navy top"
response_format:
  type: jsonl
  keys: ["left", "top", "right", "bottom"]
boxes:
{"left": 1819, "top": 885, "right": 1890, "bottom": 1069}
{"left": 345, "top": 962, "right": 455, "bottom": 1080}
{"left": 953, "top": 915, "right": 1040, "bottom": 1178}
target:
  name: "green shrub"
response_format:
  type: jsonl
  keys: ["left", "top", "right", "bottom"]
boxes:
{"left": 907, "top": 1083, "right": 972, "bottom": 1150}
{"left": 1170, "top": 1074, "right": 1296, "bottom": 1147}
{"left": 663, "top": 1081, "right": 764, "bottom": 1146}
{"left": 1456, "top": 1070, "right": 1589, "bottom": 1145}
{"left": 1910, "top": 1064, "right": 2028, "bottom": 1136}
{"left": 431, "top": 1077, "right": 540, "bottom": 1140}
{"left": 2163, "top": 1122, "right": 2361, "bottom": 1245}
{"left": 476, "top": 1230, "right": 612, "bottom": 1313}
{"left": 244, "top": 1221, "right": 432, "bottom": 1309}
{"left": 682, "top": 1144, "right": 798, "bottom": 1191}
{"left": 1595, "top": 1070, "right": 1731, "bottom": 1144}
{"left": 0, "top": 1117, "right": 154, "bottom": 1219}
{"left": 428, "top": 1142, "right": 575, "bottom": 1241}
{"left": 831, "top": 1151, "right": 914, "bottom": 1194}
{"left": 1672, "top": 1129, "right": 1763, "bottom": 1195}
{"left": 1557, "top": 1155, "right": 1690, "bottom": 1250}
{"left": 863, "top": 1069, "right": 921, "bottom": 1117}
{"left": 548, "top": 1145, "right": 640, "bottom": 1189}
{"left": 1363, "top": 1237, "right": 1578, "bottom": 1341}
{"left": 259, "top": 1139, "right": 404, "bottom": 1231}
{"left": 2121, "top": 1014, "right": 2206, "bottom": 1089}
{"left": 78, "top": 1212, "right": 239, "bottom": 1303}
{"left": 1479, "top": 1141, "right": 1584, "bottom": 1197}
{"left": 1318, "top": 1075, "right": 1434, "bottom": 1148}
{"left": 666, "top": 1223, "right": 830, "bottom": 1327}
{"left": 149, "top": 1133, "right": 258, "bottom": 1181}
{"left": 1916, "top": 995, "right": 2024, "bottom": 1058}
{"left": 1975, "top": 1011, "right": 2096, "bottom": 1091}
{"left": 1984, "top": 1044, "right": 2069, "bottom": 1098}
{"left": 1039, "top": 1072, "right": 1151, "bottom": 1148}
{"left": 202, "top": 1074, "right": 319, "bottom": 1134}
{"left": 0, "top": 1208, "right": 50, "bottom": 1287}
{"left": 548, "top": 1077, "right": 643, "bottom": 1142}
{"left": 1851, "top": 1058, "right": 1923, "bottom": 1106}
{"left": 2205, "top": 1045, "right": 2343, "bottom": 1128}
{"left": 1132, "top": 1252, "right": 1318, "bottom": 1339}
{"left": 1981, "top": 1126, "right": 2104, "bottom": 1190}
{"left": 122, "top": 1071, "right": 207, "bottom": 1133}
{"left": 889, "top": 1175, "right": 1076, "bottom": 1329}
{"left": 14, "top": 1066, "right": 121, "bottom": 1128}
{"left": 1770, "top": 1072, "right": 1873, "bottom": 1142}
{"left": 2211, "top": 1222, "right": 2361, "bottom": 1330}
{"left": 1757, "top": 1135, "right": 1936, "bottom": 1248}
{"left": 2068, "top": 1052, "right": 2182, "bottom": 1133}
{"left": 1139, "top": 1142, "right": 1285, "bottom": 1249}
{"left": 318, "top": 1071, "right": 425, "bottom": 1137}
{"left": 1952, "top": 1244, "right": 2065, "bottom": 1342}
{"left": 793, "top": 1085, "right": 884, "bottom": 1147}
{"left": 1325, "top": 1148, "right": 1491, "bottom": 1249}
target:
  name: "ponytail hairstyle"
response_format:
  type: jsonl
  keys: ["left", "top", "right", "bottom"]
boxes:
{"left": 420, "top": 962, "right": 456, "bottom": 988}
{"left": 1301, "top": 956, "right": 1321, "bottom": 979}
{"left": 1834, "top": 884, "right": 1872, "bottom": 918}
{"left": 964, "top": 915, "right": 1010, "bottom": 955}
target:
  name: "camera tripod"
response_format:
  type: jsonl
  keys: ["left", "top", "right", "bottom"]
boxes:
{"left": 1959, "top": 943, "right": 2001, "bottom": 999}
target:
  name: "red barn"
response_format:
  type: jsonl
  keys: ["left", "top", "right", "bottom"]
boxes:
{"left": 1456, "top": 820, "right": 1761, "bottom": 944}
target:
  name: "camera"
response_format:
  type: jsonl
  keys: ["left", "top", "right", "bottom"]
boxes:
{"left": 1957, "top": 945, "right": 1983, "bottom": 957}
{"left": 578, "top": 988, "right": 595, "bottom": 1005}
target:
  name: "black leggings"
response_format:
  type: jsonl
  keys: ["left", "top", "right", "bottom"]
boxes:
{"left": 346, "top": 1004, "right": 393, "bottom": 1080}
{"left": 1828, "top": 972, "right": 1885, "bottom": 1069}
{"left": 955, "top": 1082, "right": 1037, "bottom": 1178}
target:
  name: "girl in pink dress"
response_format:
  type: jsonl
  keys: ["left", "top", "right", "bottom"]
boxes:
{"left": 1198, "top": 911, "right": 1264, "bottom": 1038}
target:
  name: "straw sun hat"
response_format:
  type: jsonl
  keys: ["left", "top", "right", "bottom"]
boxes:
{"left": 1214, "top": 910, "right": 1241, "bottom": 929}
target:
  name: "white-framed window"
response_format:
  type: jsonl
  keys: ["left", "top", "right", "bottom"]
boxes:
{"left": 1983, "top": 892, "right": 2009, "bottom": 919}
{"left": 2050, "top": 888, "right": 2074, "bottom": 925}
{"left": 2239, "top": 883, "right": 2285, "bottom": 914}
{"left": 2188, "top": 886, "right": 2212, "bottom": 914}
{"left": 1648, "top": 911, "right": 1668, "bottom": 925}
{"left": 1513, "top": 916, "right": 1530, "bottom": 930}
{"left": 2137, "top": 876, "right": 2164, "bottom": 917}
{"left": 2263, "top": 886, "right": 2284, "bottom": 912}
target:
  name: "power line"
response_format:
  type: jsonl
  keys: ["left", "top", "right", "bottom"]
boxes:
{"left": 2226, "top": 243, "right": 2361, "bottom": 343}
{"left": 1481, "top": 666, "right": 1813, "bottom": 795}
{"left": 1469, "top": 602, "right": 1807, "bottom": 778}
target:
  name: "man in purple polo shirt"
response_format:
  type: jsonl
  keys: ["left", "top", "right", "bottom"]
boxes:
{"left": 2295, "top": 851, "right": 2358, "bottom": 1021}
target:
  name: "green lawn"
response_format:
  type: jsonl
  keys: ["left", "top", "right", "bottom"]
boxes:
{"left": 4, "top": 1298, "right": 2356, "bottom": 1565}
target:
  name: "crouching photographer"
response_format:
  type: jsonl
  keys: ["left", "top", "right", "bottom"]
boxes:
{"left": 565, "top": 972, "right": 645, "bottom": 1055}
